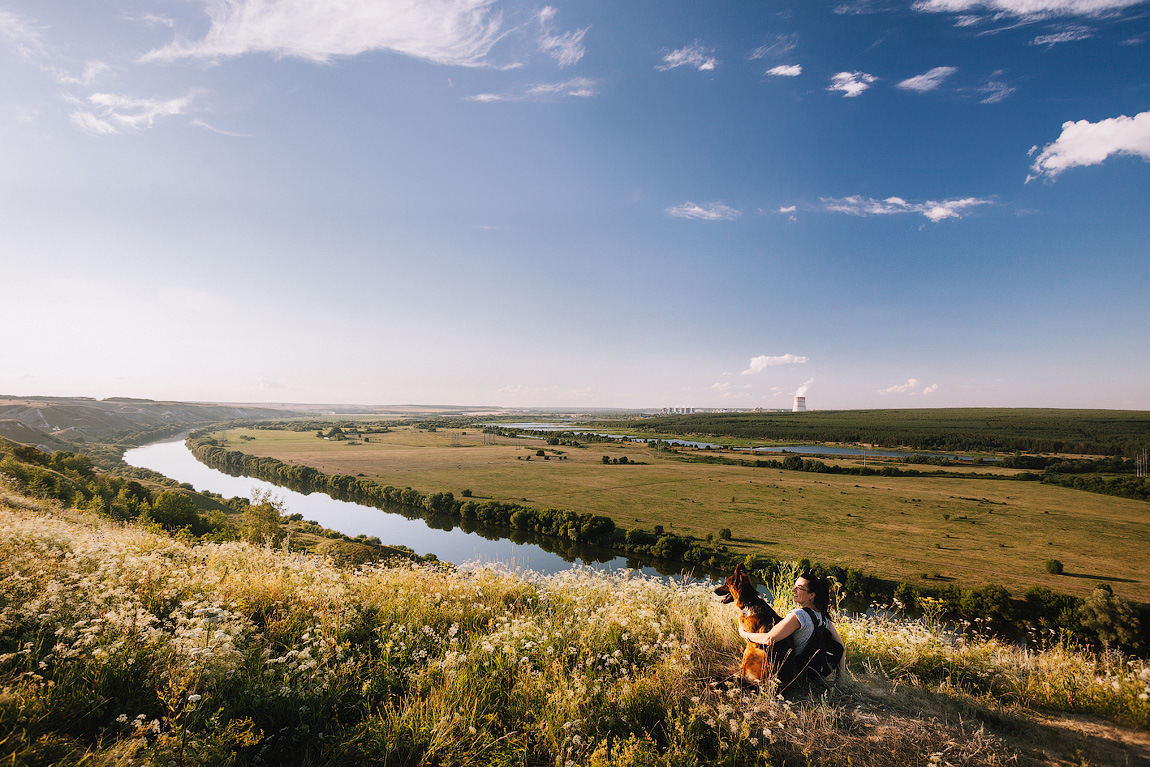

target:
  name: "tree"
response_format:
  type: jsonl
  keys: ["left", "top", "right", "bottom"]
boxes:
{"left": 960, "top": 583, "right": 1013, "bottom": 625}
{"left": 1078, "top": 586, "right": 1144, "bottom": 651}
{"left": 241, "top": 491, "right": 286, "bottom": 547}
{"left": 149, "top": 491, "right": 200, "bottom": 531}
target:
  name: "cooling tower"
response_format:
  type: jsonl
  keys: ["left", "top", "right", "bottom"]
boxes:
{"left": 793, "top": 396, "right": 806, "bottom": 412}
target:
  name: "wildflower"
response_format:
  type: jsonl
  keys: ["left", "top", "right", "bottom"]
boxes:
{"left": 188, "top": 694, "right": 202, "bottom": 703}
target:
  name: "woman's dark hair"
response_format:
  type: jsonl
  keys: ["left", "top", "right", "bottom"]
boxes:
{"left": 799, "top": 571, "right": 833, "bottom": 616}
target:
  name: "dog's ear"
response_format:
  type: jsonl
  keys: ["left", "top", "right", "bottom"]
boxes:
{"left": 734, "top": 562, "right": 746, "bottom": 574}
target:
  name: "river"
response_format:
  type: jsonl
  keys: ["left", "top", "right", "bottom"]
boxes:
{"left": 123, "top": 439, "right": 673, "bottom": 578}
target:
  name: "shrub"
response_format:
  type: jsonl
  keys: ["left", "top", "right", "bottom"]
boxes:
{"left": 1044, "top": 559, "right": 1064, "bottom": 574}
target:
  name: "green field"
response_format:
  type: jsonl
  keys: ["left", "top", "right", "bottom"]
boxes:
{"left": 212, "top": 426, "right": 1150, "bottom": 602}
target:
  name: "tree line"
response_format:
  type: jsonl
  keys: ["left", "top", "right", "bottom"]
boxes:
{"left": 608, "top": 408, "right": 1149, "bottom": 456}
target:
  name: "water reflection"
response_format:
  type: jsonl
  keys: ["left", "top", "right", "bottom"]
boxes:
{"left": 123, "top": 439, "right": 691, "bottom": 578}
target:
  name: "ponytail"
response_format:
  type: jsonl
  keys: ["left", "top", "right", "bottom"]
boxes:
{"left": 800, "top": 571, "right": 833, "bottom": 618}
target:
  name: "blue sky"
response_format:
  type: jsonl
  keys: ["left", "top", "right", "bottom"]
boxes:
{"left": 2, "top": 0, "right": 1148, "bottom": 410}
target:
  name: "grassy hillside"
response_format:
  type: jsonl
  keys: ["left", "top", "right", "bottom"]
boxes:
{"left": 209, "top": 426, "right": 1150, "bottom": 603}
{"left": 1, "top": 483, "right": 1148, "bottom": 766}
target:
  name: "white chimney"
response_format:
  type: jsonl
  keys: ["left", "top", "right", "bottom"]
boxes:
{"left": 793, "top": 396, "right": 806, "bottom": 412}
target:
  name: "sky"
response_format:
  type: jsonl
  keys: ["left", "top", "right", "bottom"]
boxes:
{"left": 2, "top": 0, "right": 1148, "bottom": 411}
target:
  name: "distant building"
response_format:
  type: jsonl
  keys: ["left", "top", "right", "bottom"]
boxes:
{"left": 793, "top": 396, "right": 806, "bottom": 412}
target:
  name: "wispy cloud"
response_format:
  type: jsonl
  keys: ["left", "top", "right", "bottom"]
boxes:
{"left": 709, "top": 381, "right": 753, "bottom": 395}
{"left": 143, "top": 0, "right": 505, "bottom": 66}
{"left": 977, "top": 79, "right": 1016, "bottom": 103}
{"left": 750, "top": 33, "right": 798, "bottom": 60}
{"left": 191, "top": 119, "right": 257, "bottom": 137}
{"left": 537, "top": 7, "right": 588, "bottom": 68}
{"left": 766, "top": 64, "right": 802, "bottom": 77}
{"left": 125, "top": 13, "right": 176, "bottom": 28}
{"left": 657, "top": 43, "right": 717, "bottom": 72}
{"left": 833, "top": 0, "right": 896, "bottom": 13}
{"left": 55, "top": 61, "right": 114, "bottom": 87}
{"left": 897, "top": 66, "right": 957, "bottom": 92}
{"left": 878, "top": 378, "right": 938, "bottom": 395}
{"left": 0, "top": 9, "right": 44, "bottom": 56}
{"left": 1027, "top": 109, "right": 1150, "bottom": 181}
{"left": 67, "top": 90, "right": 199, "bottom": 135}
{"left": 1030, "top": 25, "right": 1094, "bottom": 45}
{"left": 665, "top": 202, "right": 741, "bottom": 221}
{"left": 821, "top": 195, "right": 992, "bottom": 222}
{"left": 828, "top": 71, "right": 877, "bottom": 97}
{"left": 912, "top": 0, "right": 1145, "bottom": 18}
{"left": 467, "top": 77, "right": 597, "bottom": 102}
{"left": 778, "top": 205, "right": 798, "bottom": 221}
{"left": 741, "top": 354, "right": 809, "bottom": 376}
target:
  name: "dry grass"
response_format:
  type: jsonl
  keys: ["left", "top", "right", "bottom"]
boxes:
{"left": 1, "top": 479, "right": 1148, "bottom": 766}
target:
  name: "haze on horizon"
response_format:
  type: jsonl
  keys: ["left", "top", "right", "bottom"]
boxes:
{"left": 2, "top": 1, "right": 1147, "bottom": 411}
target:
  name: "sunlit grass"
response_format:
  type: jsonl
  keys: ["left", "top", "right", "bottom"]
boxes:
{"left": 0, "top": 482, "right": 1146, "bottom": 766}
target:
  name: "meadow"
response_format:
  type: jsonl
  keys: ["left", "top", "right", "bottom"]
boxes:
{"left": 209, "top": 427, "right": 1150, "bottom": 603}
{"left": 1, "top": 482, "right": 1148, "bottom": 767}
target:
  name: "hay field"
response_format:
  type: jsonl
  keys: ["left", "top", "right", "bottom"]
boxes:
{"left": 211, "top": 427, "right": 1150, "bottom": 601}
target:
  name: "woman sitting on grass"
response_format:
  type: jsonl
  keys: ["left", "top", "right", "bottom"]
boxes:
{"left": 739, "top": 571, "right": 846, "bottom": 684}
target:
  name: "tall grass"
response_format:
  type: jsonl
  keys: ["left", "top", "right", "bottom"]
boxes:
{"left": 0, "top": 481, "right": 1146, "bottom": 766}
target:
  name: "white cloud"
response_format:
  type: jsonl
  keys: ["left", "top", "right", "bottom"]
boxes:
{"left": 766, "top": 64, "right": 802, "bottom": 77}
{"left": 828, "top": 71, "right": 877, "bottom": 97}
{"left": 750, "top": 34, "right": 798, "bottom": 60}
{"left": 912, "top": 0, "right": 1146, "bottom": 17}
{"left": 527, "top": 77, "right": 597, "bottom": 97}
{"left": 125, "top": 13, "right": 176, "bottom": 28}
{"left": 878, "top": 378, "right": 939, "bottom": 395}
{"left": 658, "top": 44, "right": 717, "bottom": 72}
{"left": 467, "top": 92, "right": 506, "bottom": 103}
{"left": 796, "top": 379, "right": 814, "bottom": 397}
{"left": 897, "top": 66, "right": 957, "bottom": 92}
{"left": 834, "top": 0, "right": 894, "bottom": 12}
{"left": 192, "top": 119, "right": 257, "bottom": 137}
{"left": 821, "top": 194, "right": 992, "bottom": 222}
{"left": 741, "top": 354, "right": 809, "bottom": 376}
{"left": 978, "top": 80, "right": 1016, "bottom": 103}
{"left": 537, "top": 7, "right": 588, "bottom": 68}
{"left": 68, "top": 90, "right": 199, "bottom": 135}
{"left": 56, "top": 61, "right": 114, "bottom": 87}
{"left": 709, "top": 382, "right": 753, "bottom": 393}
{"left": 665, "top": 202, "right": 741, "bottom": 221}
{"left": 143, "top": 0, "right": 505, "bottom": 66}
{"left": 467, "top": 77, "right": 597, "bottom": 102}
{"left": 0, "top": 9, "right": 44, "bottom": 56}
{"left": 778, "top": 205, "right": 797, "bottom": 214}
{"left": 1028, "top": 109, "right": 1150, "bottom": 180}
{"left": 1030, "top": 25, "right": 1094, "bottom": 44}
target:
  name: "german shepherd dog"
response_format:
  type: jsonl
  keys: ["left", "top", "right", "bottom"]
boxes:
{"left": 715, "top": 563, "right": 794, "bottom": 685}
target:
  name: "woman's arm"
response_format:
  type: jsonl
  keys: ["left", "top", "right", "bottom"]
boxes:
{"left": 738, "top": 612, "right": 800, "bottom": 646}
